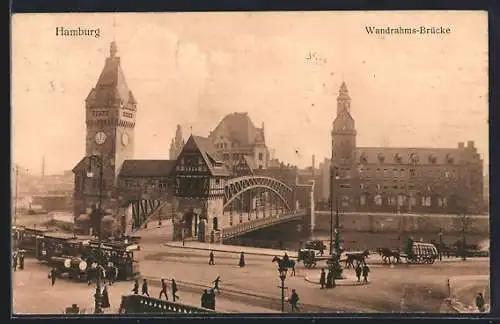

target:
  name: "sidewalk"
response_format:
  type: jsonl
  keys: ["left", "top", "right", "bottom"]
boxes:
{"left": 447, "top": 275, "right": 490, "bottom": 313}
{"left": 165, "top": 241, "right": 299, "bottom": 258}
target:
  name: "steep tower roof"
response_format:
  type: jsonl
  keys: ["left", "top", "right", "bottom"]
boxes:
{"left": 86, "top": 42, "right": 137, "bottom": 107}
{"left": 209, "top": 112, "right": 264, "bottom": 146}
{"left": 336, "top": 81, "right": 351, "bottom": 115}
{"left": 175, "top": 124, "right": 183, "bottom": 145}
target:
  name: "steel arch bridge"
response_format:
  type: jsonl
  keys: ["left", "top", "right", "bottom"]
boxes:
{"left": 223, "top": 176, "right": 293, "bottom": 210}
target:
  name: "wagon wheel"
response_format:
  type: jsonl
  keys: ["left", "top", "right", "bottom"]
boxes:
{"left": 429, "top": 258, "right": 435, "bottom": 264}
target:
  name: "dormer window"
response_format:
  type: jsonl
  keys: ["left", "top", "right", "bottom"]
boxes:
{"left": 394, "top": 153, "right": 403, "bottom": 163}
{"left": 446, "top": 154, "right": 454, "bottom": 164}
{"left": 409, "top": 153, "right": 419, "bottom": 164}
{"left": 359, "top": 152, "right": 368, "bottom": 164}
{"left": 377, "top": 153, "right": 385, "bottom": 163}
{"left": 428, "top": 154, "right": 437, "bottom": 164}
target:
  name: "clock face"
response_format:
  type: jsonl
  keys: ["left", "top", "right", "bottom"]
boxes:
{"left": 95, "top": 131, "right": 107, "bottom": 145}
{"left": 121, "top": 133, "right": 129, "bottom": 146}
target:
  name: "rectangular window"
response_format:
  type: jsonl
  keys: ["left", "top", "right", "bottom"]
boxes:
{"left": 339, "top": 184, "right": 352, "bottom": 189}
{"left": 360, "top": 195, "right": 366, "bottom": 206}
{"left": 410, "top": 168, "right": 416, "bottom": 177}
{"left": 258, "top": 152, "right": 263, "bottom": 161}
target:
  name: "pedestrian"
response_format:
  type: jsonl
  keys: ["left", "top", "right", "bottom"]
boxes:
{"left": 319, "top": 245, "right": 324, "bottom": 256}
{"left": 141, "top": 279, "right": 149, "bottom": 296}
{"left": 362, "top": 264, "right": 370, "bottom": 283}
{"left": 12, "top": 253, "right": 18, "bottom": 272}
{"left": 172, "top": 278, "right": 179, "bottom": 301}
{"left": 326, "top": 268, "right": 333, "bottom": 289}
{"left": 201, "top": 289, "right": 209, "bottom": 308}
{"left": 159, "top": 278, "right": 168, "bottom": 300}
{"left": 289, "top": 289, "right": 300, "bottom": 312}
{"left": 107, "top": 264, "right": 116, "bottom": 286}
{"left": 49, "top": 268, "right": 57, "bottom": 286}
{"left": 319, "top": 268, "right": 326, "bottom": 289}
{"left": 239, "top": 252, "right": 245, "bottom": 267}
{"left": 476, "top": 292, "right": 486, "bottom": 312}
{"left": 355, "top": 264, "right": 362, "bottom": 282}
{"left": 209, "top": 251, "right": 215, "bottom": 265}
{"left": 132, "top": 279, "right": 139, "bottom": 294}
{"left": 212, "top": 276, "right": 221, "bottom": 294}
{"left": 102, "top": 285, "right": 110, "bottom": 309}
{"left": 19, "top": 252, "right": 25, "bottom": 270}
{"left": 208, "top": 288, "right": 216, "bottom": 310}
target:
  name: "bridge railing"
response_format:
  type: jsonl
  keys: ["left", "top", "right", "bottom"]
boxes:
{"left": 119, "top": 295, "right": 217, "bottom": 314}
{"left": 221, "top": 209, "right": 305, "bottom": 240}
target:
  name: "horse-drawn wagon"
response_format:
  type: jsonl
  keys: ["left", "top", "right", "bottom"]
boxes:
{"left": 401, "top": 242, "right": 439, "bottom": 264}
{"left": 297, "top": 249, "right": 335, "bottom": 268}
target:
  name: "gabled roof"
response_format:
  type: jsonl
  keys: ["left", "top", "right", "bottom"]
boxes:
{"left": 86, "top": 42, "right": 137, "bottom": 107}
{"left": 119, "top": 160, "right": 176, "bottom": 178}
{"left": 180, "top": 135, "right": 232, "bottom": 177}
{"left": 72, "top": 156, "right": 89, "bottom": 173}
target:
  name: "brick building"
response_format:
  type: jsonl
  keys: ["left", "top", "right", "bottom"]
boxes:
{"left": 319, "top": 82, "right": 485, "bottom": 214}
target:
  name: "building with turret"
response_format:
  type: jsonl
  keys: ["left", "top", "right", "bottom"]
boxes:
{"left": 208, "top": 112, "right": 270, "bottom": 173}
{"left": 169, "top": 125, "right": 185, "bottom": 160}
{"left": 320, "top": 82, "right": 485, "bottom": 214}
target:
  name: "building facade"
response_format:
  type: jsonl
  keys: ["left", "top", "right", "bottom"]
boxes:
{"left": 207, "top": 112, "right": 270, "bottom": 171}
{"left": 322, "top": 82, "right": 485, "bottom": 214}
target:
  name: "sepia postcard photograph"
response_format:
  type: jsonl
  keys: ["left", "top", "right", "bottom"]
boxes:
{"left": 11, "top": 11, "right": 489, "bottom": 315}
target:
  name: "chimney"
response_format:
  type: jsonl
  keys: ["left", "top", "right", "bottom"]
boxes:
{"left": 467, "top": 140, "right": 474, "bottom": 148}
{"left": 458, "top": 142, "right": 464, "bottom": 149}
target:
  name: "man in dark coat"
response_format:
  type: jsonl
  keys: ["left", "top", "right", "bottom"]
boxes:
{"left": 362, "top": 264, "right": 370, "bottom": 283}
{"left": 141, "top": 279, "right": 149, "bottom": 296}
{"left": 355, "top": 264, "right": 362, "bottom": 282}
{"left": 239, "top": 252, "right": 245, "bottom": 267}
{"left": 326, "top": 268, "right": 333, "bottom": 288}
{"left": 18, "top": 252, "right": 25, "bottom": 270}
{"left": 172, "top": 278, "right": 179, "bottom": 301}
{"left": 49, "top": 268, "right": 57, "bottom": 286}
{"left": 283, "top": 252, "right": 290, "bottom": 263}
{"left": 132, "top": 279, "right": 139, "bottom": 294}
{"left": 289, "top": 289, "right": 300, "bottom": 312}
{"left": 12, "top": 254, "right": 17, "bottom": 272}
{"left": 209, "top": 251, "right": 215, "bottom": 265}
{"left": 107, "top": 265, "right": 117, "bottom": 286}
{"left": 319, "top": 268, "right": 326, "bottom": 289}
{"left": 476, "top": 292, "right": 486, "bottom": 312}
{"left": 101, "top": 285, "right": 110, "bottom": 309}
{"left": 208, "top": 289, "right": 216, "bottom": 310}
{"left": 159, "top": 278, "right": 168, "bottom": 300}
{"left": 201, "top": 289, "right": 209, "bottom": 308}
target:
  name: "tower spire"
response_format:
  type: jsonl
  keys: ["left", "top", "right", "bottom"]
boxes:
{"left": 110, "top": 41, "right": 117, "bottom": 58}
{"left": 337, "top": 81, "right": 351, "bottom": 115}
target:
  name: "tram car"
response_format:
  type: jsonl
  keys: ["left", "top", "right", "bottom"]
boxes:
{"left": 401, "top": 242, "right": 439, "bottom": 264}
{"left": 13, "top": 226, "right": 52, "bottom": 254}
{"left": 81, "top": 240, "right": 141, "bottom": 281}
{"left": 35, "top": 233, "right": 92, "bottom": 280}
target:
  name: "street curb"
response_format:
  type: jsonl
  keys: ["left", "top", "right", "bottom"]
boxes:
{"left": 163, "top": 243, "right": 298, "bottom": 258}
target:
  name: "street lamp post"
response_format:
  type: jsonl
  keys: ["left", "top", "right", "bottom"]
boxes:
{"left": 278, "top": 267, "right": 288, "bottom": 312}
{"left": 438, "top": 229, "right": 444, "bottom": 261}
{"left": 86, "top": 154, "right": 104, "bottom": 314}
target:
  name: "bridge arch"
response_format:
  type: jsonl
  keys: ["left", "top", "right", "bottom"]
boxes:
{"left": 223, "top": 176, "right": 293, "bottom": 210}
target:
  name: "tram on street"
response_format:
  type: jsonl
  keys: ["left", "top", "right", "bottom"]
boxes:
{"left": 13, "top": 226, "right": 53, "bottom": 254}
{"left": 81, "top": 240, "right": 141, "bottom": 281}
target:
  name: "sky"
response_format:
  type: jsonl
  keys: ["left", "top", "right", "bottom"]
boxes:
{"left": 12, "top": 11, "right": 488, "bottom": 175}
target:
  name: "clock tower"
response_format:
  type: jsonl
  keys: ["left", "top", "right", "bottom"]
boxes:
{"left": 73, "top": 41, "right": 137, "bottom": 216}
{"left": 332, "top": 82, "right": 357, "bottom": 165}
{"left": 331, "top": 82, "right": 358, "bottom": 211}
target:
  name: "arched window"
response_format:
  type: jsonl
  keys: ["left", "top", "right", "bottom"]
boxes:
{"left": 360, "top": 194, "right": 366, "bottom": 206}
{"left": 374, "top": 194, "right": 382, "bottom": 206}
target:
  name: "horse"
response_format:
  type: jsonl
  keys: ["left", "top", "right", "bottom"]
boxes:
{"left": 377, "top": 248, "right": 401, "bottom": 264}
{"left": 272, "top": 256, "right": 296, "bottom": 276}
{"left": 344, "top": 250, "right": 370, "bottom": 269}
